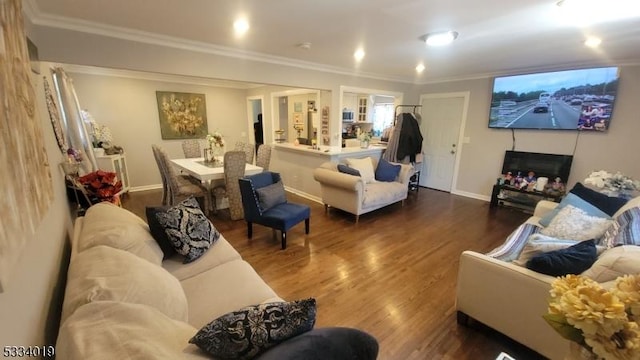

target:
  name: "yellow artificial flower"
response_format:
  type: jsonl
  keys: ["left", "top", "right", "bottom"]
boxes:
{"left": 585, "top": 321, "right": 640, "bottom": 360}
{"left": 615, "top": 275, "right": 640, "bottom": 318}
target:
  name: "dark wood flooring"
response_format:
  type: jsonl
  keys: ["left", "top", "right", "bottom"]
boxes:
{"left": 123, "top": 188, "right": 547, "bottom": 360}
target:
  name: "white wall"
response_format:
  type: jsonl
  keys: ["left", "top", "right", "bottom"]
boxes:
{"left": 416, "top": 65, "right": 640, "bottom": 198}
{"left": 67, "top": 70, "right": 251, "bottom": 189}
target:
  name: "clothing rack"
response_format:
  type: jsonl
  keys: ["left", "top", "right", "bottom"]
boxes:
{"left": 394, "top": 104, "right": 422, "bottom": 125}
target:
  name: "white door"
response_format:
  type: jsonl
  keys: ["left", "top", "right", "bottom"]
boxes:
{"left": 419, "top": 93, "right": 468, "bottom": 192}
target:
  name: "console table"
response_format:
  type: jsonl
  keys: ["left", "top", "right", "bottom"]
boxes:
{"left": 96, "top": 153, "right": 130, "bottom": 194}
{"left": 490, "top": 184, "right": 563, "bottom": 213}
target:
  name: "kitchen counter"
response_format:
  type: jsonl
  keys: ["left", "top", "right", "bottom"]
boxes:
{"left": 270, "top": 142, "right": 387, "bottom": 201}
{"left": 274, "top": 142, "right": 386, "bottom": 158}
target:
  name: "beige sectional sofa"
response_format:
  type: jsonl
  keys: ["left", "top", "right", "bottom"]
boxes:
{"left": 313, "top": 157, "right": 413, "bottom": 222}
{"left": 56, "top": 202, "right": 283, "bottom": 358}
{"left": 456, "top": 195, "right": 640, "bottom": 360}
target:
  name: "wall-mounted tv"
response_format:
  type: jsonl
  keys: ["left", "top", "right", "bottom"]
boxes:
{"left": 488, "top": 67, "right": 620, "bottom": 131}
{"left": 502, "top": 151, "right": 573, "bottom": 183}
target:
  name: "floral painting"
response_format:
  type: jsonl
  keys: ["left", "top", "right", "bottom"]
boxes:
{"left": 156, "top": 91, "right": 208, "bottom": 139}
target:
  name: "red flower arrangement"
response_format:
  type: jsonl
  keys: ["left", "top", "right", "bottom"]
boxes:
{"left": 77, "top": 170, "right": 123, "bottom": 204}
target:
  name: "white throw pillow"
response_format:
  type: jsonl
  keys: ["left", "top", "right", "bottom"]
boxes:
{"left": 581, "top": 245, "right": 640, "bottom": 282}
{"left": 61, "top": 246, "right": 189, "bottom": 324}
{"left": 345, "top": 158, "right": 375, "bottom": 183}
{"left": 540, "top": 205, "right": 613, "bottom": 241}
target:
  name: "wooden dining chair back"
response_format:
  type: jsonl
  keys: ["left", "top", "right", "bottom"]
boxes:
{"left": 181, "top": 140, "right": 201, "bottom": 158}
{"left": 212, "top": 151, "right": 246, "bottom": 220}
{"left": 154, "top": 145, "right": 212, "bottom": 213}
{"left": 234, "top": 141, "right": 255, "bottom": 165}
{"left": 256, "top": 144, "right": 271, "bottom": 171}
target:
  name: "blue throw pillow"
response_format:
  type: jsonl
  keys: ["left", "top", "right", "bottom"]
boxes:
{"left": 337, "top": 164, "right": 361, "bottom": 177}
{"left": 570, "top": 182, "right": 628, "bottom": 216}
{"left": 539, "top": 193, "right": 611, "bottom": 227}
{"left": 374, "top": 159, "right": 401, "bottom": 182}
{"left": 526, "top": 239, "right": 597, "bottom": 277}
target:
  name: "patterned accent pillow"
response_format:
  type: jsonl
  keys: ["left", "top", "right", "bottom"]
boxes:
{"left": 154, "top": 197, "right": 220, "bottom": 264}
{"left": 256, "top": 181, "right": 287, "bottom": 211}
{"left": 600, "top": 207, "right": 640, "bottom": 248}
{"left": 539, "top": 205, "right": 612, "bottom": 241}
{"left": 190, "top": 299, "right": 317, "bottom": 360}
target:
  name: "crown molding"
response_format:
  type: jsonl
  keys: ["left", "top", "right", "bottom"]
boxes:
{"left": 24, "top": 1, "right": 415, "bottom": 84}
{"left": 55, "top": 63, "right": 265, "bottom": 89}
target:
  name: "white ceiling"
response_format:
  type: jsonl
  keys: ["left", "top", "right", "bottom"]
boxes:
{"left": 25, "top": 0, "right": 640, "bottom": 84}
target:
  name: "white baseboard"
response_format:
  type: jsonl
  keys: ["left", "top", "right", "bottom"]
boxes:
{"left": 130, "top": 184, "right": 163, "bottom": 192}
{"left": 451, "top": 189, "right": 491, "bottom": 202}
{"left": 283, "top": 186, "right": 322, "bottom": 204}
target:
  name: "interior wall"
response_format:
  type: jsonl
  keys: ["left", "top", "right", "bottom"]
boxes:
{"left": 417, "top": 65, "right": 640, "bottom": 199}
{"left": 66, "top": 69, "right": 251, "bottom": 189}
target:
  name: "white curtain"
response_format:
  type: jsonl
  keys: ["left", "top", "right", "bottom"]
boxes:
{"left": 51, "top": 67, "right": 97, "bottom": 174}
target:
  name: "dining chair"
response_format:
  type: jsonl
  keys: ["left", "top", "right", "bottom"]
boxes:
{"left": 212, "top": 151, "right": 247, "bottom": 220}
{"left": 151, "top": 145, "right": 170, "bottom": 205}
{"left": 234, "top": 141, "right": 255, "bottom": 165}
{"left": 238, "top": 171, "right": 310, "bottom": 249}
{"left": 152, "top": 145, "right": 212, "bottom": 213}
{"left": 181, "top": 140, "right": 201, "bottom": 158}
{"left": 256, "top": 144, "right": 271, "bottom": 171}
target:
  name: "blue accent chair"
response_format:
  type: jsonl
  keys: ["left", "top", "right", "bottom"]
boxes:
{"left": 239, "top": 172, "right": 310, "bottom": 249}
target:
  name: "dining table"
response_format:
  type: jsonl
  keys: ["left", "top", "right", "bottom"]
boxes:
{"left": 170, "top": 157, "right": 263, "bottom": 183}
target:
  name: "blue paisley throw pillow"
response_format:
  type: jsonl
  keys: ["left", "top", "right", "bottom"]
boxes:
{"left": 154, "top": 197, "right": 220, "bottom": 264}
{"left": 190, "top": 299, "right": 317, "bottom": 359}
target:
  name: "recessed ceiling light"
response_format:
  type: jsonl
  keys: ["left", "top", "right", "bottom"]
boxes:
{"left": 421, "top": 31, "right": 458, "bottom": 47}
{"left": 233, "top": 18, "right": 249, "bottom": 36}
{"left": 354, "top": 48, "right": 365, "bottom": 62}
{"left": 584, "top": 36, "right": 602, "bottom": 48}
{"left": 416, "top": 63, "right": 426, "bottom": 73}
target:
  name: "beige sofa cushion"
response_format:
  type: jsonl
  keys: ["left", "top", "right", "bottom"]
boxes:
{"left": 61, "top": 246, "right": 188, "bottom": 324}
{"left": 57, "top": 301, "right": 207, "bottom": 360}
{"left": 162, "top": 235, "right": 241, "bottom": 281}
{"left": 77, "top": 203, "right": 163, "bottom": 265}
{"left": 181, "top": 259, "right": 282, "bottom": 329}
{"left": 362, "top": 181, "right": 407, "bottom": 209}
{"left": 582, "top": 245, "right": 640, "bottom": 282}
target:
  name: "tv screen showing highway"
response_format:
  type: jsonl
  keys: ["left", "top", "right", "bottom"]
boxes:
{"left": 488, "top": 67, "right": 619, "bottom": 131}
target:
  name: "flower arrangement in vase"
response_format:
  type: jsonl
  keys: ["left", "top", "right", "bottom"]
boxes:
{"left": 544, "top": 274, "right": 640, "bottom": 359}
{"left": 584, "top": 171, "right": 640, "bottom": 199}
{"left": 205, "top": 131, "right": 225, "bottom": 163}
{"left": 77, "top": 170, "right": 123, "bottom": 205}
{"left": 358, "top": 131, "right": 372, "bottom": 149}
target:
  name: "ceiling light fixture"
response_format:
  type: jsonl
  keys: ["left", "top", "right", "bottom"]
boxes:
{"left": 297, "top": 42, "right": 312, "bottom": 50}
{"left": 584, "top": 36, "right": 602, "bottom": 48}
{"left": 354, "top": 48, "right": 365, "bottom": 62}
{"left": 233, "top": 18, "right": 250, "bottom": 36}
{"left": 416, "top": 63, "right": 426, "bottom": 73}
{"left": 421, "top": 31, "right": 458, "bottom": 47}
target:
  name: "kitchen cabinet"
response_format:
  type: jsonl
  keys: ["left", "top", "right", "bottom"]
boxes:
{"left": 357, "top": 96, "right": 368, "bottom": 122}
{"left": 96, "top": 153, "right": 130, "bottom": 194}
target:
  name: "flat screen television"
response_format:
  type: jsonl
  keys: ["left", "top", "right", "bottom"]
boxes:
{"left": 501, "top": 151, "right": 573, "bottom": 182}
{"left": 489, "top": 67, "right": 620, "bottom": 131}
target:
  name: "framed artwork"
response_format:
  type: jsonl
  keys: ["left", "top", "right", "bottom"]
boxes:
{"left": 156, "top": 91, "right": 208, "bottom": 139}
{"left": 294, "top": 102, "right": 302, "bottom": 112}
